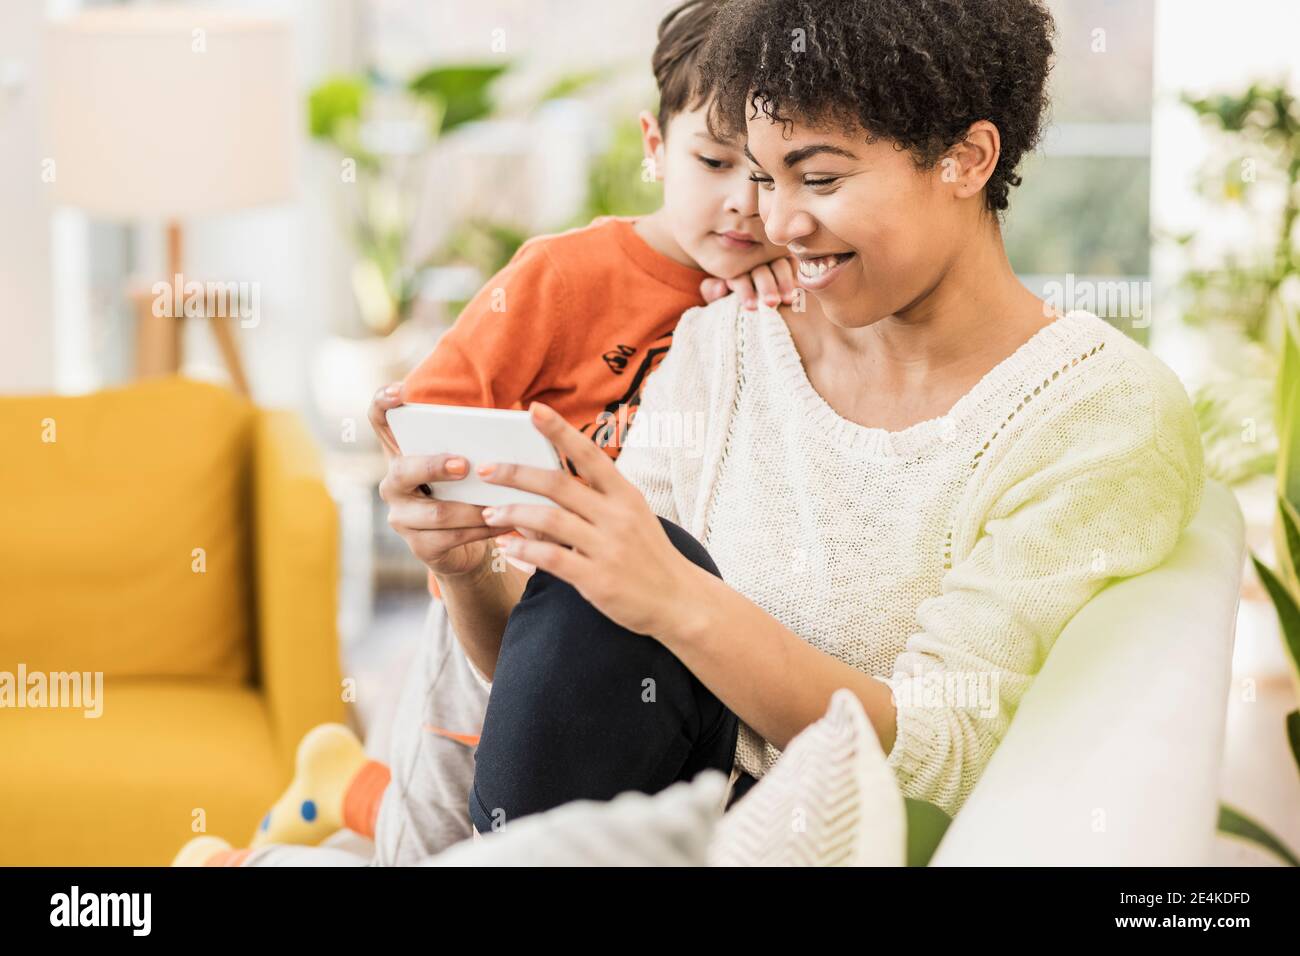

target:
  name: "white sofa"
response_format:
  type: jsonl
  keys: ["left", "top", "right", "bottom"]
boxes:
{"left": 339, "top": 482, "right": 1248, "bottom": 867}
{"left": 931, "top": 478, "right": 1246, "bottom": 866}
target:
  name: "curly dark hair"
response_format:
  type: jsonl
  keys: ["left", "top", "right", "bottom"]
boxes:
{"left": 701, "top": 0, "right": 1056, "bottom": 214}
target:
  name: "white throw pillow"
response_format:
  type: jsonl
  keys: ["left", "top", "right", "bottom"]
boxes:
{"left": 419, "top": 771, "right": 728, "bottom": 867}
{"left": 708, "top": 688, "right": 906, "bottom": 866}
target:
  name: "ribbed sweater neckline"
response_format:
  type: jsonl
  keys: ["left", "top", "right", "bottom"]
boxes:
{"left": 751, "top": 301, "right": 1107, "bottom": 459}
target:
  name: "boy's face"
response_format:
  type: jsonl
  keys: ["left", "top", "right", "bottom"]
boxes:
{"left": 744, "top": 113, "right": 974, "bottom": 329}
{"left": 645, "top": 106, "right": 787, "bottom": 279}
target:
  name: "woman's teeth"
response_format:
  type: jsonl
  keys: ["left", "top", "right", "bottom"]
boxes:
{"left": 797, "top": 254, "right": 851, "bottom": 279}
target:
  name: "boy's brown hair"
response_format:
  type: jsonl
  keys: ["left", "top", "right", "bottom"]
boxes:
{"left": 652, "top": 0, "right": 724, "bottom": 136}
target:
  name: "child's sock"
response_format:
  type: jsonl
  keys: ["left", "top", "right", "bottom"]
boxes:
{"left": 341, "top": 756, "right": 391, "bottom": 839}
{"left": 251, "top": 723, "right": 380, "bottom": 847}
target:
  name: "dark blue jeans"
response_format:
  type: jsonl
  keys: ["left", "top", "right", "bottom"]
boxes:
{"left": 469, "top": 517, "right": 750, "bottom": 834}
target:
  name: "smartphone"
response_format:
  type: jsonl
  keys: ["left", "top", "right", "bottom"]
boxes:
{"left": 385, "top": 403, "right": 564, "bottom": 508}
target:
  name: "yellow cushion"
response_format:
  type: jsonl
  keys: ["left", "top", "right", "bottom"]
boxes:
{"left": 0, "top": 378, "right": 254, "bottom": 681}
{"left": 0, "top": 678, "right": 282, "bottom": 866}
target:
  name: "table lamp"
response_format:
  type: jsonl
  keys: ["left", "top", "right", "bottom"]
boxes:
{"left": 47, "top": 4, "right": 296, "bottom": 395}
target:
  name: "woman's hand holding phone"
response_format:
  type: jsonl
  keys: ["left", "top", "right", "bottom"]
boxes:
{"left": 370, "top": 383, "right": 498, "bottom": 577}
{"left": 377, "top": 453, "right": 500, "bottom": 578}
{"left": 474, "top": 401, "right": 714, "bottom": 641}
{"left": 368, "top": 382, "right": 404, "bottom": 459}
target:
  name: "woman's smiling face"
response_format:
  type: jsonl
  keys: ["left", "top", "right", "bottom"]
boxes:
{"left": 744, "top": 114, "right": 958, "bottom": 329}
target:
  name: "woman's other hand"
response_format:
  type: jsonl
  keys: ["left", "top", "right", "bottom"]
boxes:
{"left": 378, "top": 453, "right": 500, "bottom": 578}
{"left": 476, "top": 402, "right": 711, "bottom": 639}
{"left": 368, "top": 382, "right": 404, "bottom": 459}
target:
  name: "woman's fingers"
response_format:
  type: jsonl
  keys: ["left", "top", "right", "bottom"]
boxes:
{"left": 700, "top": 261, "right": 800, "bottom": 310}
{"left": 380, "top": 453, "right": 469, "bottom": 502}
{"left": 481, "top": 503, "right": 601, "bottom": 554}
{"left": 748, "top": 263, "right": 782, "bottom": 309}
{"left": 493, "top": 535, "right": 591, "bottom": 588}
{"left": 404, "top": 526, "right": 502, "bottom": 564}
{"left": 726, "top": 272, "right": 758, "bottom": 310}
{"left": 497, "top": 403, "right": 625, "bottom": 498}
{"left": 386, "top": 496, "right": 488, "bottom": 532}
{"left": 771, "top": 256, "right": 799, "bottom": 304}
{"left": 478, "top": 460, "right": 606, "bottom": 520}
{"left": 368, "top": 382, "right": 404, "bottom": 458}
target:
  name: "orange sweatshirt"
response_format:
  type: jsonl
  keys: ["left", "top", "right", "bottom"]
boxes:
{"left": 401, "top": 215, "right": 708, "bottom": 593}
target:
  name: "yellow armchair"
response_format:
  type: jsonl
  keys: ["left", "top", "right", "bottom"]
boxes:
{"left": 0, "top": 377, "right": 346, "bottom": 865}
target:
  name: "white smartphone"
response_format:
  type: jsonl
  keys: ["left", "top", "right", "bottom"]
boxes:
{"left": 385, "top": 403, "right": 565, "bottom": 508}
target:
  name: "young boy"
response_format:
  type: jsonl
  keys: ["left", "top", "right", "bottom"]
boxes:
{"left": 176, "top": 0, "right": 797, "bottom": 866}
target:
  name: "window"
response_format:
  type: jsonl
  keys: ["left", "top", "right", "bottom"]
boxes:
{"left": 1005, "top": 0, "right": 1155, "bottom": 343}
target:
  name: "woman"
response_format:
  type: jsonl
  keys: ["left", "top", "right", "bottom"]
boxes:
{"left": 383, "top": 0, "right": 1204, "bottom": 831}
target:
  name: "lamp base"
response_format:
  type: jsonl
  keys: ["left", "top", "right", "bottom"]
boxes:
{"left": 127, "top": 221, "right": 251, "bottom": 397}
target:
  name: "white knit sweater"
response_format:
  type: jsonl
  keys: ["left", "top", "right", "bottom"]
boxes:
{"left": 615, "top": 295, "right": 1205, "bottom": 817}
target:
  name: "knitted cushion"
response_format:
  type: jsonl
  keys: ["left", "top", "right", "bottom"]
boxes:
{"left": 708, "top": 689, "right": 906, "bottom": 866}
{"left": 420, "top": 771, "right": 727, "bottom": 866}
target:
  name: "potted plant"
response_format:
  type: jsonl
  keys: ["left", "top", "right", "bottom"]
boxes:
{"left": 1181, "top": 81, "right": 1300, "bottom": 864}
{"left": 305, "top": 65, "right": 510, "bottom": 445}
{"left": 1219, "top": 312, "right": 1300, "bottom": 866}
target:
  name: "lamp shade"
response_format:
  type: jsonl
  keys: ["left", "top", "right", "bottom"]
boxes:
{"left": 46, "top": 5, "right": 296, "bottom": 219}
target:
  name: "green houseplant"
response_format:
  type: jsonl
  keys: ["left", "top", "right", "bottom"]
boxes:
{"left": 1178, "top": 82, "right": 1300, "bottom": 487}
{"left": 308, "top": 65, "right": 507, "bottom": 336}
{"left": 1176, "top": 81, "right": 1300, "bottom": 865}
{"left": 1217, "top": 299, "right": 1300, "bottom": 867}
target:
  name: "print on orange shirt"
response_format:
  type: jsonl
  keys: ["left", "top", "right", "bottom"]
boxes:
{"left": 569, "top": 330, "right": 673, "bottom": 474}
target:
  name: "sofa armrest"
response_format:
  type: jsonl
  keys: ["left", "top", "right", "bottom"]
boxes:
{"left": 931, "top": 479, "right": 1246, "bottom": 866}
{"left": 252, "top": 410, "right": 347, "bottom": 773}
